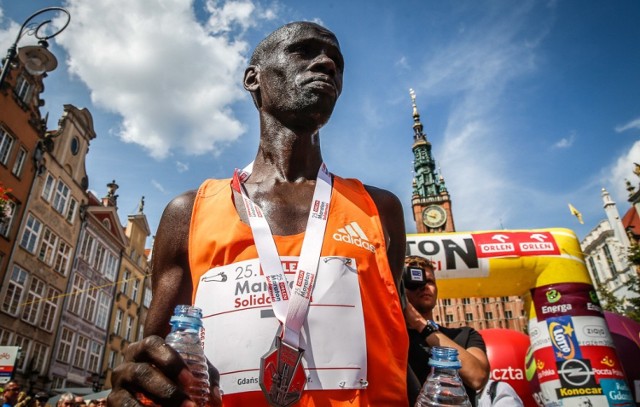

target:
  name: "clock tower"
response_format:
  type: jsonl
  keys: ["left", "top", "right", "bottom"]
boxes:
{"left": 409, "top": 89, "right": 454, "bottom": 233}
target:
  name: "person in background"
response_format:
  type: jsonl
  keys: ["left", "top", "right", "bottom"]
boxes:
{"left": 33, "top": 392, "right": 49, "bottom": 407}
{"left": 1, "top": 382, "right": 20, "bottom": 407}
{"left": 476, "top": 379, "right": 524, "bottom": 406}
{"left": 73, "top": 396, "right": 85, "bottom": 407}
{"left": 55, "top": 393, "right": 75, "bottom": 407}
{"left": 93, "top": 398, "right": 106, "bottom": 407}
{"left": 403, "top": 255, "right": 490, "bottom": 406}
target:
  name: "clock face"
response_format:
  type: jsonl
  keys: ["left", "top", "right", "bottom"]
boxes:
{"left": 422, "top": 205, "right": 447, "bottom": 228}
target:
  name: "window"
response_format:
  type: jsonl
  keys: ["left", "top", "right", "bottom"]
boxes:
{"left": 93, "top": 244, "right": 106, "bottom": 271}
{"left": 95, "top": 292, "right": 110, "bottom": 330}
{"left": 465, "top": 313, "right": 473, "bottom": 322}
{"left": 501, "top": 296, "right": 509, "bottom": 302}
{"left": 38, "top": 228, "right": 58, "bottom": 265}
{"left": 53, "top": 240, "right": 71, "bottom": 275}
{"left": 137, "top": 325, "right": 144, "bottom": 342}
{"left": 143, "top": 287, "right": 152, "bottom": 308}
{"left": 0, "top": 128, "right": 14, "bottom": 165}
{"left": 0, "top": 200, "right": 16, "bottom": 237}
{"left": 20, "top": 213, "right": 42, "bottom": 253}
{"left": 52, "top": 181, "right": 70, "bottom": 214}
{"left": 103, "top": 252, "right": 118, "bottom": 281}
{"left": 22, "top": 277, "right": 45, "bottom": 325}
{"left": 79, "top": 232, "right": 95, "bottom": 262}
{"left": 442, "top": 298, "right": 451, "bottom": 306}
{"left": 66, "top": 198, "right": 78, "bottom": 223}
{"left": 462, "top": 298, "right": 471, "bottom": 305}
{"left": 131, "top": 278, "right": 140, "bottom": 302}
{"left": 42, "top": 173, "right": 55, "bottom": 201}
{"left": 83, "top": 286, "right": 97, "bottom": 322}
{"left": 445, "top": 314, "right": 454, "bottom": 323}
{"left": 0, "top": 328, "right": 13, "bottom": 345}
{"left": 15, "top": 74, "right": 33, "bottom": 104}
{"left": 31, "top": 342, "right": 49, "bottom": 373}
{"left": 73, "top": 335, "right": 89, "bottom": 369}
{"left": 68, "top": 274, "right": 85, "bottom": 315}
{"left": 114, "top": 309, "right": 124, "bottom": 336}
{"left": 603, "top": 244, "right": 617, "bottom": 274}
{"left": 125, "top": 315, "right": 134, "bottom": 341}
{"left": 108, "top": 350, "right": 117, "bottom": 369}
{"left": 57, "top": 327, "right": 73, "bottom": 363}
{"left": 40, "top": 287, "right": 60, "bottom": 332}
{"left": 13, "top": 335, "right": 31, "bottom": 371}
{"left": 481, "top": 297, "right": 490, "bottom": 304}
{"left": 121, "top": 269, "right": 131, "bottom": 295}
{"left": 484, "top": 312, "right": 493, "bottom": 320}
{"left": 51, "top": 376, "right": 65, "bottom": 391}
{"left": 11, "top": 147, "right": 26, "bottom": 177}
{"left": 88, "top": 341, "right": 102, "bottom": 373}
{"left": 588, "top": 257, "right": 601, "bottom": 284}
{"left": 2, "top": 265, "right": 28, "bottom": 316}
{"left": 505, "top": 310, "right": 513, "bottom": 319}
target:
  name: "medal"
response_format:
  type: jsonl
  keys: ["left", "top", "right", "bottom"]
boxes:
{"left": 260, "top": 335, "right": 307, "bottom": 407}
{"left": 234, "top": 162, "right": 332, "bottom": 405}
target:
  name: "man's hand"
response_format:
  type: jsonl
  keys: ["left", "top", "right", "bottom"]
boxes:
{"left": 107, "top": 335, "right": 222, "bottom": 407}
{"left": 404, "top": 301, "right": 428, "bottom": 332}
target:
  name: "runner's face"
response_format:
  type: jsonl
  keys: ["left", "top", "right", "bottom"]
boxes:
{"left": 258, "top": 23, "right": 344, "bottom": 126}
{"left": 406, "top": 268, "right": 437, "bottom": 314}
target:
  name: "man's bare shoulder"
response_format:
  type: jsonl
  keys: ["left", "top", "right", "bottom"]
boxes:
{"left": 363, "top": 184, "right": 403, "bottom": 217}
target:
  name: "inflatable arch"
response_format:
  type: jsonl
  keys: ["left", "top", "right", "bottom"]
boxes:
{"left": 406, "top": 228, "right": 635, "bottom": 406}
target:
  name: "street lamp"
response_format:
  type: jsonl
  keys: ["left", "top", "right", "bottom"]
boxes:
{"left": 0, "top": 7, "right": 70, "bottom": 88}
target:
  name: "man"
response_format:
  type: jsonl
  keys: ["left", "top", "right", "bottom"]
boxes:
{"left": 56, "top": 393, "right": 75, "bottom": 407}
{"left": 403, "top": 255, "right": 490, "bottom": 406}
{"left": 34, "top": 392, "right": 49, "bottom": 407}
{"left": 73, "top": 396, "right": 86, "bottom": 407}
{"left": 109, "top": 21, "right": 408, "bottom": 406}
{"left": 1, "top": 381, "right": 20, "bottom": 407}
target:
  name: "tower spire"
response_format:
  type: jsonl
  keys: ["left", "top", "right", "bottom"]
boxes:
{"left": 409, "top": 88, "right": 427, "bottom": 142}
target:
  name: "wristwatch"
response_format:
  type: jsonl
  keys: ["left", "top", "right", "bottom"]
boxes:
{"left": 419, "top": 320, "right": 439, "bottom": 341}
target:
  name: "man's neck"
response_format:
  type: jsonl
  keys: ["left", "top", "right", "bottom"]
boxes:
{"left": 250, "top": 115, "right": 324, "bottom": 183}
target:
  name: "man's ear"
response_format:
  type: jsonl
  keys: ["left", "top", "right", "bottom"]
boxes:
{"left": 243, "top": 65, "right": 259, "bottom": 92}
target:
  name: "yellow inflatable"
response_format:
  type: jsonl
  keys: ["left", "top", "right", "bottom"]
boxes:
{"left": 406, "top": 228, "right": 634, "bottom": 406}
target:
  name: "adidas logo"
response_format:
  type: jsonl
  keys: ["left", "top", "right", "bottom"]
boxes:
{"left": 333, "top": 221, "right": 376, "bottom": 252}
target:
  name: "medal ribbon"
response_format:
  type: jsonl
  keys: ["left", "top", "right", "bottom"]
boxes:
{"left": 232, "top": 162, "right": 332, "bottom": 349}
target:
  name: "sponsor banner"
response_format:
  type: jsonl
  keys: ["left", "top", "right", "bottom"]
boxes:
{"left": 0, "top": 346, "right": 19, "bottom": 384}
{"left": 532, "top": 283, "right": 603, "bottom": 322}
{"left": 532, "top": 346, "right": 560, "bottom": 384}
{"left": 547, "top": 316, "right": 582, "bottom": 362}
{"left": 472, "top": 231, "right": 560, "bottom": 258}
{"left": 571, "top": 316, "right": 615, "bottom": 347}
{"left": 599, "top": 379, "right": 635, "bottom": 406}
{"left": 555, "top": 358, "right": 603, "bottom": 399}
{"left": 580, "top": 346, "right": 626, "bottom": 380}
{"left": 529, "top": 318, "right": 552, "bottom": 352}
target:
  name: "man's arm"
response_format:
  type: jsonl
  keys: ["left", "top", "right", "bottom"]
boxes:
{"left": 108, "top": 191, "right": 222, "bottom": 406}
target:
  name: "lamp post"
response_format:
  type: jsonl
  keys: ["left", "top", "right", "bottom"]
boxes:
{"left": 0, "top": 7, "right": 70, "bottom": 88}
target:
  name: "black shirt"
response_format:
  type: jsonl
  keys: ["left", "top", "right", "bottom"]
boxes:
{"left": 408, "top": 326, "right": 487, "bottom": 406}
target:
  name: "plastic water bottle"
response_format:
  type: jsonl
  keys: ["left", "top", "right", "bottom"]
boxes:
{"left": 415, "top": 346, "right": 471, "bottom": 406}
{"left": 165, "top": 305, "right": 210, "bottom": 406}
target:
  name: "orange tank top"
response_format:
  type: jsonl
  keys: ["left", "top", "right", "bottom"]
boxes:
{"left": 189, "top": 176, "right": 408, "bottom": 406}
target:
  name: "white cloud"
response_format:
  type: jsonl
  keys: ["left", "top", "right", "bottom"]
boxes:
{"left": 176, "top": 161, "right": 189, "bottom": 173}
{"left": 608, "top": 140, "right": 640, "bottom": 203}
{"left": 416, "top": 3, "right": 548, "bottom": 231}
{"left": 552, "top": 131, "right": 576, "bottom": 149}
{"left": 51, "top": 0, "right": 276, "bottom": 159}
{"left": 151, "top": 179, "right": 167, "bottom": 194}
{"left": 615, "top": 117, "right": 640, "bottom": 133}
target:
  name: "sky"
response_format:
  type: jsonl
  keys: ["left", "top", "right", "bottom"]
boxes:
{"left": 1, "top": 0, "right": 639, "bottom": 247}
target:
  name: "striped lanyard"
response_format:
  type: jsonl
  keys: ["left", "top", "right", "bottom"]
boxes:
{"left": 232, "top": 162, "right": 332, "bottom": 349}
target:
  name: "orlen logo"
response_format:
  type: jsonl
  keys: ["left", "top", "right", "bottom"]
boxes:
{"left": 549, "top": 321, "right": 576, "bottom": 360}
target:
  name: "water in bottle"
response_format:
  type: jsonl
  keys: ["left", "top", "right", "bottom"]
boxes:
{"left": 165, "top": 305, "right": 211, "bottom": 407}
{"left": 415, "top": 346, "right": 471, "bottom": 407}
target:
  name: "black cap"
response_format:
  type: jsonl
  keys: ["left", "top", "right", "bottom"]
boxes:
{"left": 35, "top": 392, "right": 49, "bottom": 400}
{"left": 403, "top": 265, "right": 429, "bottom": 290}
